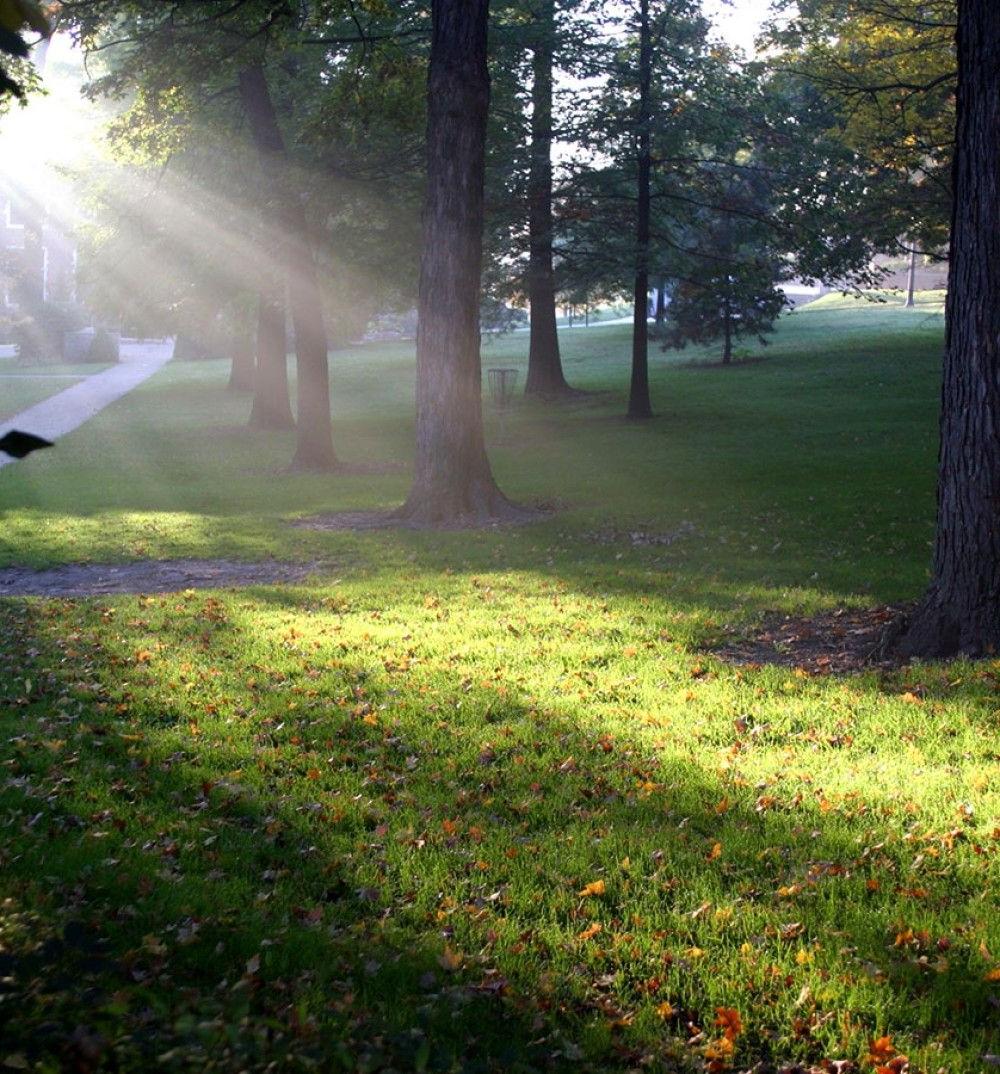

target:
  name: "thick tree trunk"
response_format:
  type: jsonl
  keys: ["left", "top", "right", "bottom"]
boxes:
{"left": 525, "top": 0, "right": 571, "bottom": 398}
{"left": 627, "top": 0, "right": 654, "bottom": 420}
{"left": 895, "top": 1, "right": 1000, "bottom": 658}
{"left": 395, "top": 0, "right": 522, "bottom": 526}
{"left": 904, "top": 246, "right": 917, "bottom": 307}
{"left": 239, "top": 64, "right": 337, "bottom": 471}
{"left": 249, "top": 288, "right": 294, "bottom": 429}
{"left": 227, "top": 324, "right": 255, "bottom": 392}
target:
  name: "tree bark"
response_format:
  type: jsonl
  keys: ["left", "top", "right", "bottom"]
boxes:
{"left": 239, "top": 63, "right": 337, "bottom": 471}
{"left": 904, "top": 245, "right": 917, "bottom": 307}
{"left": 248, "top": 287, "right": 294, "bottom": 429}
{"left": 722, "top": 290, "right": 733, "bottom": 364}
{"left": 227, "top": 323, "right": 256, "bottom": 392}
{"left": 395, "top": 0, "right": 522, "bottom": 526}
{"left": 627, "top": 0, "right": 654, "bottom": 420}
{"left": 524, "top": 0, "right": 572, "bottom": 398}
{"left": 655, "top": 277, "right": 667, "bottom": 326}
{"left": 895, "top": 0, "right": 1000, "bottom": 658}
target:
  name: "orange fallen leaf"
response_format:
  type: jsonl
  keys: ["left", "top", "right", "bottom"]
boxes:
{"left": 983, "top": 967, "right": 1000, "bottom": 981}
{"left": 868, "top": 1036, "right": 896, "bottom": 1065}
{"left": 577, "top": 922, "right": 602, "bottom": 941}
{"left": 655, "top": 1000, "right": 675, "bottom": 1020}
{"left": 714, "top": 1007, "right": 743, "bottom": 1040}
{"left": 579, "top": 879, "right": 606, "bottom": 897}
{"left": 706, "top": 842, "right": 722, "bottom": 862}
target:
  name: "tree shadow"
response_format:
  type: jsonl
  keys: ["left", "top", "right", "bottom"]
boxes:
{"left": 0, "top": 597, "right": 995, "bottom": 1071}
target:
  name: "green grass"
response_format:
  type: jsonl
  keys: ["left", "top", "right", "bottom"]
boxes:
{"left": 1, "top": 294, "right": 997, "bottom": 1073}
{"left": 0, "top": 361, "right": 107, "bottom": 422}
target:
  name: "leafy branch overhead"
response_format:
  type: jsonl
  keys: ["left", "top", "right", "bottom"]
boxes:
{"left": 0, "top": 0, "right": 49, "bottom": 98}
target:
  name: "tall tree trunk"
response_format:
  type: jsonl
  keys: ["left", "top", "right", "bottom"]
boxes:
{"left": 627, "top": 0, "right": 654, "bottom": 420}
{"left": 722, "top": 291, "right": 733, "bottom": 364}
{"left": 895, "top": 0, "right": 1000, "bottom": 657}
{"left": 228, "top": 322, "right": 255, "bottom": 392}
{"left": 904, "top": 245, "right": 917, "bottom": 307}
{"left": 655, "top": 277, "right": 667, "bottom": 326}
{"left": 239, "top": 63, "right": 337, "bottom": 471}
{"left": 525, "top": 0, "right": 571, "bottom": 397}
{"left": 249, "top": 287, "right": 294, "bottom": 429}
{"left": 395, "top": 0, "right": 520, "bottom": 526}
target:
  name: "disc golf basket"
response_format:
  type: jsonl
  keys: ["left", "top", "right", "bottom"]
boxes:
{"left": 487, "top": 367, "right": 519, "bottom": 442}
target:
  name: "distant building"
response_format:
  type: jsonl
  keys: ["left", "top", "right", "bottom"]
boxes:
{"left": 0, "top": 185, "right": 78, "bottom": 312}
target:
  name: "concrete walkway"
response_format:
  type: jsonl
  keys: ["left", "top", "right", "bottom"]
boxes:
{"left": 0, "top": 340, "right": 174, "bottom": 470}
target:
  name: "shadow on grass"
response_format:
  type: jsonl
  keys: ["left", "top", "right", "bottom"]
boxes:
{"left": 0, "top": 598, "right": 996, "bottom": 1071}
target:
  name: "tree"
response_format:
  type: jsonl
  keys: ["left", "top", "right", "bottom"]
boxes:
{"left": 559, "top": 0, "right": 715, "bottom": 417}
{"left": 249, "top": 285, "right": 295, "bottom": 429}
{"left": 655, "top": 157, "right": 790, "bottom": 363}
{"left": 64, "top": 0, "right": 408, "bottom": 470}
{"left": 394, "top": 0, "right": 523, "bottom": 526}
{"left": 628, "top": 0, "right": 654, "bottom": 419}
{"left": 238, "top": 61, "right": 335, "bottom": 469}
{"left": 0, "top": 0, "right": 47, "bottom": 100}
{"left": 522, "top": 0, "right": 573, "bottom": 397}
{"left": 894, "top": 0, "right": 1000, "bottom": 657}
{"left": 767, "top": 0, "right": 955, "bottom": 259}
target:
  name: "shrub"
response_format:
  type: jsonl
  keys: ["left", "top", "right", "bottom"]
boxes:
{"left": 85, "top": 327, "right": 119, "bottom": 364}
{"left": 13, "top": 303, "right": 89, "bottom": 365}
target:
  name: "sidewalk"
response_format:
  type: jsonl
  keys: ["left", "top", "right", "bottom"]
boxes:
{"left": 0, "top": 340, "right": 174, "bottom": 470}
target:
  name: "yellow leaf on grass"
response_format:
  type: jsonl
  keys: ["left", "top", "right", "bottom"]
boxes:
{"left": 579, "top": 879, "right": 606, "bottom": 897}
{"left": 438, "top": 945, "right": 463, "bottom": 971}
{"left": 704, "top": 1037, "right": 735, "bottom": 1061}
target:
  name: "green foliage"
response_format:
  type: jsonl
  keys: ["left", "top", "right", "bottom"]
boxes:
{"left": 65, "top": 0, "right": 430, "bottom": 341}
{"left": 0, "top": 0, "right": 48, "bottom": 99}
{"left": 764, "top": 0, "right": 956, "bottom": 252}
{"left": 658, "top": 169, "right": 790, "bottom": 360}
{"left": 12, "top": 301, "right": 89, "bottom": 364}
{"left": 85, "top": 326, "right": 120, "bottom": 364}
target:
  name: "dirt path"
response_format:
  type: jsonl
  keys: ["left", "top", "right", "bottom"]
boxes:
{"left": 0, "top": 558, "right": 324, "bottom": 597}
{"left": 0, "top": 340, "right": 174, "bottom": 470}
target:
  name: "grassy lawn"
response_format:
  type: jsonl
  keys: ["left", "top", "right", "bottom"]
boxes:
{"left": 0, "top": 362, "right": 107, "bottom": 423}
{"left": 1, "top": 294, "right": 997, "bottom": 1073}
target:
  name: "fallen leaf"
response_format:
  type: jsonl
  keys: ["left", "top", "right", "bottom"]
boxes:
{"left": 714, "top": 1007, "right": 743, "bottom": 1040}
{"left": 438, "top": 945, "right": 463, "bottom": 972}
{"left": 868, "top": 1036, "right": 895, "bottom": 1065}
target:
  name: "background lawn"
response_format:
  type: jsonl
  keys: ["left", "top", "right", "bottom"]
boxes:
{"left": 1, "top": 295, "right": 997, "bottom": 1073}
{"left": 0, "top": 361, "right": 109, "bottom": 423}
